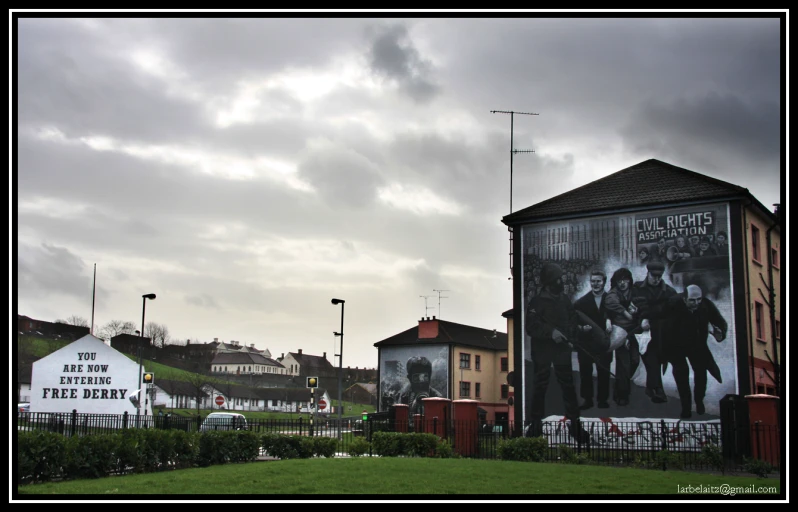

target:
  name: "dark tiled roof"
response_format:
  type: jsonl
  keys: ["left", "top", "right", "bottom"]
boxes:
{"left": 346, "top": 383, "right": 377, "bottom": 395}
{"left": 210, "top": 352, "right": 281, "bottom": 366}
{"left": 503, "top": 159, "right": 750, "bottom": 225}
{"left": 287, "top": 352, "right": 335, "bottom": 371}
{"left": 155, "top": 379, "right": 209, "bottom": 398}
{"left": 373, "top": 320, "right": 507, "bottom": 351}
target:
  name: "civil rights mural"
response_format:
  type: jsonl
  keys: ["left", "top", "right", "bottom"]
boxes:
{"left": 379, "top": 345, "right": 449, "bottom": 415}
{"left": 520, "top": 203, "right": 737, "bottom": 434}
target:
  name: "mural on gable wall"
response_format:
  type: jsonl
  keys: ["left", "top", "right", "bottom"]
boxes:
{"left": 379, "top": 345, "right": 449, "bottom": 415}
{"left": 519, "top": 202, "right": 737, "bottom": 447}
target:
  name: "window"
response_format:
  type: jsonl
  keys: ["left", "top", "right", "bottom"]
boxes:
{"left": 755, "top": 302, "right": 765, "bottom": 341}
{"left": 460, "top": 381, "right": 471, "bottom": 397}
{"left": 500, "top": 357, "right": 508, "bottom": 372}
{"left": 475, "top": 355, "right": 481, "bottom": 371}
{"left": 460, "top": 352, "right": 471, "bottom": 369}
{"left": 501, "top": 385, "right": 509, "bottom": 399}
{"left": 772, "top": 248, "right": 779, "bottom": 268}
{"left": 475, "top": 383, "right": 481, "bottom": 398}
{"left": 751, "top": 225, "right": 761, "bottom": 262}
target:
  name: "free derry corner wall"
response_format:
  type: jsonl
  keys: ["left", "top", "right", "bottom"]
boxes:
{"left": 513, "top": 202, "right": 738, "bottom": 451}
{"left": 29, "top": 334, "right": 151, "bottom": 416}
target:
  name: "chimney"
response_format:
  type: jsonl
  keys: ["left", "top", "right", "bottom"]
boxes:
{"left": 251, "top": 343, "right": 255, "bottom": 348}
{"left": 418, "top": 317, "right": 439, "bottom": 339}
{"left": 186, "top": 339, "right": 190, "bottom": 345}
{"left": 323, "top": 352, "right": 326, "bottom": 360}
{"left": 281, "top": 353, "right": 284, "bottom": 359}
{"left": 298, "top": 349, "right": 302, "bottom": 355}
{"left": 214, "top": 337, "right": 218, "bottom": 343}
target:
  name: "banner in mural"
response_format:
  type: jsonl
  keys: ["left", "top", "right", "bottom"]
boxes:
{"left": 520, "top": 202, "right": 736, "bottom": 434}
{"left": 379, "top": 345, "right": 449, "bottom": 415}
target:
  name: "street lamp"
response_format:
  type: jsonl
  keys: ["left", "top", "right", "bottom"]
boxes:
{"left": 137, "top": 293, "right": 156, "bottom": 417}
{"left": 331, "top": 298, "right": 345, "bottom": 440}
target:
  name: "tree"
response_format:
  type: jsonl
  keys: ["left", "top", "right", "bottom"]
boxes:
{"left": 184, "top": 371, "right": 214, "bottom": 415}
{"left": 55, "top": 315, "right": 89, "bottom": 327}
{"left": 145, "top": 322, "right": 170, "bottom": 348}
{"left": 99, "top": 320, "right": 138, "bottom": 340}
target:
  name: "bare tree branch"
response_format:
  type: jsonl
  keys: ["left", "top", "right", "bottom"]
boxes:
{"left": 55, "top": 315, "right": 89, "bottom": 327}
{"left": 145, "top": 322, "right": 170, "bottom": 348}
{"left": 99, "top": 320, "right": 138, "bottom": 340}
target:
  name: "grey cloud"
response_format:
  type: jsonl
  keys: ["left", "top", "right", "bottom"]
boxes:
{"left": 296, "top": 145, "right": 385, "bottom": 208}
{"left": 185, "top": 293, "right": 221, "bottom": 309}
{"left": 366, "top": 23, "right": 440, "bottom": 103}
{"left": 17, "top": 243, "right": 90, "bottom": 300}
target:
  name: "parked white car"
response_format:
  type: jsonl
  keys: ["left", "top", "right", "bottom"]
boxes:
{"left": 17, "top": 403, "right": 30, "bottom": 417}
{"left": 199, "top": 412, "right": 248, "bottom": 432}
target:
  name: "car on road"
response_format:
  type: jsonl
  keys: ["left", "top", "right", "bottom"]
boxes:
{"left": 199, "top": 412, "right": 248, "bottom": 432}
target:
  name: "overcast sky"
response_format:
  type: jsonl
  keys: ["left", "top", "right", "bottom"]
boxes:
{"left": 14, "top": 14, "right": 784, "bottom": 370}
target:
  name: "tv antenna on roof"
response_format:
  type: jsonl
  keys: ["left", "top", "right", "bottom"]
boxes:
{"left": 490, "top": 109, "right": 538, "bottom": 280}
{"left": 432, "top": 289, "right": 449, "bottom": 320}
{"left": 419, "top": 295, "right": 434, "bottom": 318}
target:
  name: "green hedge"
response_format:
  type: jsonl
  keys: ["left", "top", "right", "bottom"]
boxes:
{"left": 497, "top": 436, "right": 548, "bottom": 462}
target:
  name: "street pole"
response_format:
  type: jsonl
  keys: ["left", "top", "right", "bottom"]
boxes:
{"left": 332, "top": 298, "right": 345, "bottom": 440}
{"left": 138, "top": 293, "right": 156, "bottom": 417}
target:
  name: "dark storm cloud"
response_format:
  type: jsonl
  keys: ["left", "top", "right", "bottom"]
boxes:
{"left": 14, "top": 15, "right": 782, "bottom": 368}
{"left": 17, "top": 19, "right": 209, "bottom": 145}
{"left": 17, "top": 243, "right": 90, "bottom": 300}
{"left": 366, "top": 23, "right": 440, "bottom": 103}
{"left": 619, "top": 91, "right": 781, "bottom": 205}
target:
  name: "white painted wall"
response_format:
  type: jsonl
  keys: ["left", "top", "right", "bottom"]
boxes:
{"left": 30, "top": 334, "right": 151, "bottom": 415}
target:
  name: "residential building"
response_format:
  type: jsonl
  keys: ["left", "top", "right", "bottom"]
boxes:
{"left": 374, "top": 316, "right": 509, "bottom": 423}
{"left": 210, "top": 351, "right": 286, "bottom": 376}
{"left": 502, "top": 158, "right": 782, "bottom": 430}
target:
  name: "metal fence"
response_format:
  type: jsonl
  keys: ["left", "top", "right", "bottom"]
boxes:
{"left": 16, "top": 411, "right": 779, "bottom": 471}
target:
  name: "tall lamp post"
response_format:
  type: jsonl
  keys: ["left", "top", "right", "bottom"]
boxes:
{"left": 137, "top": 293, "right": 156, "bottom": 417}
{"left": 331, "top": 298, "right": 345, "bottom": 440}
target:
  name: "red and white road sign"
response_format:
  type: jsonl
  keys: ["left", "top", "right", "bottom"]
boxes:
{"left": 318, "top": 399, "right": 327, "bottom": 410}
{"left": 215, "top": 395, "right": 225, "bottom": 406}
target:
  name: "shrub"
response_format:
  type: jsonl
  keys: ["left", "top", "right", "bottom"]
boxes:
{"left": 231, "top": 431, "right": 262, "bottom": 462}
{"left": 312, "top": 436, "right": 337, "bottom": 458}
{"left": 404, "top": 433, "right": 439, "bottom": 457}
{"left": 17, "top": 430, "right": 67, "bottom": 484}
{"left": 698, "top": 443, "right": 725, "bottom": 475}
{"left": 348, "top": 437, "right": 370, "bottom": 457}
{"left": 498, "top": 436, "right": 548, "bottom": 462}
{"left": 434, "top": 438, "right": 459, "bottom": 459}
{"left": 63, "top": 434, "right": 118, "bottom": 479}
{"left": 743, "top": 456, "right": 774, "bottom": 478}
{"left": 654, "top": 449, "right": 683, "bottom": 470}
{"left": 557, "top": 444, "right": 590, "bottom": 465}
{"left": 372, "top": 432, "right": 405, "bottom": 457}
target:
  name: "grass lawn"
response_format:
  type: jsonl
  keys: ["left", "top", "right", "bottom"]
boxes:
{"left": 15, "top": 458, "right": 782, "bottom": 498}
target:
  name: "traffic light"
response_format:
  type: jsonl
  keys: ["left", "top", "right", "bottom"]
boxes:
{"left": 306, "top": 376, "right": 318, "bottom": 388}
{"left": 143, "top": 372, "right": 154, "bottom": 385}
{"left": 362, "top": 410, "right": 368, "bottom": 421}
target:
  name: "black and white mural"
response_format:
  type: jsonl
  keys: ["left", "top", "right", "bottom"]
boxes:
{"left": 519, "top": 203, "right": 737, "bottom": 447}
{"left": 379, "top": 345, "right": 449, "bottom": 415}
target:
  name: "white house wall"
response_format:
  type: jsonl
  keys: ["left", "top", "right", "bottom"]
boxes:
{"left": 30, "top": 334, "right": 150, "bottom": 415}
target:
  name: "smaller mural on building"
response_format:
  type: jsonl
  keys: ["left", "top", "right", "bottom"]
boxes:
{"left": 379, "top": 345, "right": 449, "bottom": 415}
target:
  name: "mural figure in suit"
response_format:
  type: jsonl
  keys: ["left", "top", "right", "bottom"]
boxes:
{"left": 663, "top": 284, "right": 727, "bottom": 419}
{"left": 572, "top": 269, "right": 613, "bottom": 410}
